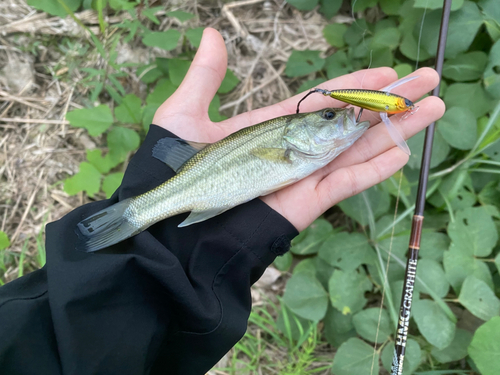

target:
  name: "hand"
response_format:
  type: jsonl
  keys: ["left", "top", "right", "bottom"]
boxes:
{"left": 153, "top": 28, "right": 445, "bottom": 232}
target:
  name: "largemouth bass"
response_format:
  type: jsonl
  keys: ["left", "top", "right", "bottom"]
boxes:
{"left": 76, "top": 107, "right": 369, "bottom": 252}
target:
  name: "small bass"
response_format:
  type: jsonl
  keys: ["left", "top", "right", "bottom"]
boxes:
{"left": 76, "top": 107, "right": 369, "bottom": 252}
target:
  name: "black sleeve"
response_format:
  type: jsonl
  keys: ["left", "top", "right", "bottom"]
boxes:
{"left": 0, "top": 125, "right": 298, "bottom": 375}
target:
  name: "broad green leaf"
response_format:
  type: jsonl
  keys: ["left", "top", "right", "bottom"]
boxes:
{"left": 458, "top": 276, "right": 500, "bottom": 321}
{"left": 218, "top": 69, "right": 240, "bottom": 94}
{"left": 419, "top": 232, "right": 450, "bottom": 262}
{"left": 437, "top": 107, "right": 477, "bottom": 150}
{"left": 484, "top": 39, "right": 500, "bottom": 99}
{"left": 185, "top": 27, "right": 204, "bottom": 48}
{"left": 325, "top": 51, "right": 351, "bottom": 79}
{"left": 399, "top": 32, "right": 433, "bottom": 62}
{"left": 86, "top": 149, "right": 120, "bottom": 174}
{"left": 27, "top": 0, "right": 82, "bottom": 18}
{"left": 444, "top": 82, "right": 494, "bottom": 119}
{"left": 296, "top": 78, "right": 326, "bottom": 94}
{"left": 323, "top": 24, "right": 347, "bottom": 48}
{"left": 66, "top": 105, "right": 113, "bottom": 137}
{"left": 479, "top": 0, "right": 500, "bottom": 41}
{"left": 351, "top": 0, "right": 377, "bottom": 12}
{"left": 167, "top": 10, "right": 195, "bottom": 22}
{"left": 293, "top": 258, "right": 316, "bottom": 276}
{"left": 273, "top": 251, "right": 292, "bottom": 271}
{"left": 329, "top": 269, "right": 372, "bottom": 315}
{"left": 146, "top": 79, "right": 176, "bottom": 107}
{"left": 276, "top": 304, "right": 315, "bottom": 341}
{"left": 319, "top": 0, "right": 342, "bottom": 18}
{"left": 371, "top": 27, "right": 401, "bottom": 51}
{"left": 478, "top": 181, "right": 500, "bottom": 210}
{"left": 291, "top": 218, "right": 333, "bottom": 255}
{"left": 318, "top": 232, "right": 375, "bottom": 271}
{"left": 314, "top": 256, "right": 335, "bottom": 289}
{"left": 102, "top": 172, "right": 124, "bottom": 198}
{"left": 394, "top": 63, "right": 413, "bottom": 79}
{"left": 338, "top": 186, "right": 390, "bottom": 226}
{"left": 431, "top": 328, "right": 473, "bottom": 363}
{"left": 332, "top": 338, "right": 379, "bottom": 375}
{"left": 414, "top": 0, "right": 464, "bottom": 11}
{"left": 208, "top": 95, "right": 226, "bottom": 122}
{"left": 344, "top": 19, "right": 369, "bottom": 47}
{"left": 419, "top": 2, "right": 483, "bottom": 59}
{"left": 428, "top": 169, "right": 476, "bottom": 211}
{"left": 285, "top": 50, "right": 325, "bottom": 78}
{"left": 168, "top": 59, "right": 191, "bottom": 87}
{"left": 142, "top": 30, "right": 181, "bottom": 51}
{"left": 496, "top": 253, "right": 500, "bottom": 273}
{"left": 407, "top": 129, "right": 449, "bottom": 169}
{"left": 64, "top": 162, "right": 101, "bottom": 197}
{"left": 352, "top": 308, "right": 391, "bottom": 344}
{"left": 442, "top": 51, "right": 488, "bottom": 81}
{"left": 380, "top": 0, "right": 402, "bottom": 15}
{"left": 109, "top": 0, "right": 135, "bottom": 10}
{"left": 0, "top": 231, "right": 10, "bottom": 251}
{"left": 324, "top": 306, "right": 356, "bottom": 348}
{"left": 283, "top": 273, "right": 328, "bottom": 321}
{"left": 136, "top": 64, "right": 163, "bottom": 84}
{"left": 107, "top": 127, "right": 140, "bottom": 161}
{"left": 381, "top": 339, "right": 421, "bottom": 375}
{"left": 371, "top": 47, "right": 393, "bottom": 68}
{"left": 415, "top": 258, "right": 450, "bottom": 298}
{"left": 468, "top": 316, "right": 500, "bottom": 375}
{"left": 413, "top": 299, "right": 456, "bottom": 350}
{"left": 448, "top": 206, "right": 498, "bottom": 257}
{"left": 142, "top": 105, "right": 157, "bottom": 132}
{"left": 380, "top": 170, "right": 411, "bottom": 198}
{"left": 286, "top": 0, "right": 318, "bottom": 11}
{"left": 114, "top": 94, "right": 143, "bottom": 124}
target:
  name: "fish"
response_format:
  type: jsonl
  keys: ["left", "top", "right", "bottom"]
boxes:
{"left": 76, "top": 107, "right": 370, "bottom": 253}
{"left": 296, "top": 76, "right": 420, "bottom": 156}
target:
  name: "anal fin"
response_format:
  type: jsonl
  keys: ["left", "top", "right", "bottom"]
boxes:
{"left": 178, "top": 208, "right": 228, "bottom": 227}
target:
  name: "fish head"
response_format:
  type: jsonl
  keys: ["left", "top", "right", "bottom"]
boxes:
{"left": 283, "top": 107, "right": 370, "bottom": 158}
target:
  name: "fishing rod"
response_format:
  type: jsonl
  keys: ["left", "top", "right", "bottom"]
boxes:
{"left": 390, "top": 0, "right": 452, "bottom": 374}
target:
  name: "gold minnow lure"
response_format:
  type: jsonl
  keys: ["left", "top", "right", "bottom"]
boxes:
{"left": 296, "top": 76, "right": 419, "bottom": 155}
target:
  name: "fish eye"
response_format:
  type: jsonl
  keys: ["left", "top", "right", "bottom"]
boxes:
{"left": 404, "top": 98, "right": 413, "bottom": 108}
{"left": 323, "top": 110, "right": 335, "bottom": 120}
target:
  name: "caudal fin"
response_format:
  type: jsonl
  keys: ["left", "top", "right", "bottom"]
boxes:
{"left": 75, "top": 198, "right": 141, "bottom": 253}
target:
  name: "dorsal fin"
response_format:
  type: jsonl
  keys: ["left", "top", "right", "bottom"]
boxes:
{"left": 152, "top": 137, "right": 210, "bottom": 172}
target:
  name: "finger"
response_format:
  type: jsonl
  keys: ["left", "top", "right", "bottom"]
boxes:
{"left": 154, "top": 28, "right": 227, "bottom": 119}
{"left": 316, "top": 147, "right": 410, "bottom": 211}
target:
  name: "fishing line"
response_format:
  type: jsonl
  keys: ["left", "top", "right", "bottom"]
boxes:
{"left": 415, "top": 0, "right": 430, "bottom": 70}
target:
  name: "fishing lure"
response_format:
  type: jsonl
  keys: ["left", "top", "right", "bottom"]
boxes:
{"left": 296, "top": 76, "right": 419, "bottom": 155}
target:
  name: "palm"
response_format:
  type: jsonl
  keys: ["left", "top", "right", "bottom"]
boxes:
{"left": 153, "top": 28, "right": 445, "bottom": 232}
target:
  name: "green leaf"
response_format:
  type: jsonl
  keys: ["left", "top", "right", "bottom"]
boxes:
{"left": 185, "top": 27, "right": 204, "bottom": 48}
{"left": 66, "top": 105, "right": 113, "bottom": 137}
{"left": 344, "top": 19, "right": 368, "bottom": 47}
{"left": 480, "top": 0, "right": 500, "bottom": 42}
{"left": 291, "top": 218, "right": 332, "bottom": 255}
{"left": 429, "top": 169, "right": 476, "bottom": 211}
{"left": 208, "top": 95, "right": 226, "bottom": 122}
{"left": 318, "top": 232, "right": 375, "bottom": 271}
{"left": 147, "top": 79, "right": 176, "bottom": 108}
{"left": 444, "top": 82, "right": 494, "bottom": 119}
{"left": 109, "top": 0, "right": 135, "bottom": 10}
{"left": 442, "top": 51, "right": 488, "bottom": 81}
{"left": 329, "top": 269, "right": 372, "bottom": 315}
{"left": 286, "top": 0, "right": 318, "bottom": 11}
{"left": 332, "top": 338, "right": 379, "bottom": 375}
{"left": 478, "top": 181, "right": 500, "bottom": 209}
{"left": 394, "top": 63, "right": 413, "bottom": 79}
{"left": 458, "top": 276, "right": 500, "bottom": 321}
{"left": 419, "top": 232, "right": 450, "bottom": 262}
{"left": 448, "top": 206, "right": 498, "bottom": 257}
{"left": 381, "top": 339, "right": 421, "bottom": 375}
{"left": 283, "top": 273, "right": 328, "bottom": 321}
{"left": 380, "top": 0, "right": 402, "bottom": 15}
{"left": 413, "top": 299, "right": 456, "bottom": 350}
{"left": 136, "top": 64, "right": 163, "bottom": 84}
{"left": 496, "top": 253, "right": 500, "bottom": 274}
{"left": 102, "top": 172, "right": 124, "bottom": 198}
{"left": 276, "top": 304, "right": 315, "bottom": 341}
{"left": 167, "top": 10, "right": 195, "bottom": 22}
{"left": 0, "top": 231, "right": 10, "bottom": 251}
{"left": 324, "top": 306, "right": 356, "bottom": 348}
{"left": 399, "top": 31, "right": 433, "bottom": 62}
{"left": 27, "top": 0, "right": 82, "bottom": 18}
{"left": 338, "top": 186, "right": 390, "bottom": 226}
{"left": 218, "top": 69, "right": 240, "bottom": 94}
{"left": 484, "top": 39, "right": 500, "bottom": 99}
{"left": 437, "top": 107, "right": 477, "bottom": 150}
{"left": 142, "top": 30, "right": 181, "bottom": 51}
{"left": 107, "top": 126, "right": 140, "bottom": 162}
{"left": 352, "top": 0, "right": 377, "bottom": 12}
{"left": 114, "top": 94, "right": 143, "bottom": 124}
{"left": 285, "top": 50, "right": 325, "bottom": 78}
{"left": 273, "top": 251, "right": 292, "bottom": 271}
{"left": 380, "top": 170, "right": 411, "bottom": 198}
{"left": 415, "top": 258, "right": 450, "bottom": 298}
{"left": 431, "top": 328, "right": 473, "bottom": 363}
{"left": 293, "top": 258, "right": 316, "bottom": 276}
{"left": 141, "top": 6, "right": 162, "bottom": 24}
{"left": 468, "top": 316, "right": 500, "bottom": 375}
{"left": 86, "top": 149, "right": 120, "bottom": 174}
{"left": 142, "top": 105, "right": 157, "bottom": 132}
{"left": 414, "top": 0, "right": 464, "bottom": 11}
{"left": 352, "top": 308, "right": 391, "bottom": 344}
{"left": 323, "top": 24, "right": 347, "bottom": 48}
{"left": 370, "top": 27, "right": 401, "bottom": 51}
{"left": 325, "top": 51, "right": 351, "bottom": 79}
{"left": 407, "top": 129, "right": 450, "bottom": 169}
{"left": 64, "top": 162, "right": 102, "bottom": 197}
{"left": 419, "top": 2, "right": 483, "bottom": 59}
{"left": 168, "top": 58, "right": 191, "bottom": 87}
{"left": 319, "top": 0, "right": 342, "bottom": 18}
{"left": 296, "top": 78, "right": 326, "bottom": 94}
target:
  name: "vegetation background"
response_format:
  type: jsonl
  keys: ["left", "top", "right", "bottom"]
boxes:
{"left": 1, "top": 0, "right": 499, "bottom": 374}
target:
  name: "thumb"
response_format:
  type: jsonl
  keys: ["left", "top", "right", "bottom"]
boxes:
{"left": 168, "top": 28, "right": 227, "bottom": 116}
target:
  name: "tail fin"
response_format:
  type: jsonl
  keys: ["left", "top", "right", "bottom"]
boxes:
{"left": 75, "top": 198, "right": 141, "bottom": 253}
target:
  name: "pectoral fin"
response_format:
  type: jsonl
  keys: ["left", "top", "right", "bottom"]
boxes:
{"left": 178, "top": 208, "right": 228, "bottom": 227}
{"left": 152, "top": 137, "right": 210, "bottom": 172}
{"left": 251, "top": 148, "right": 292, "bottom": 163}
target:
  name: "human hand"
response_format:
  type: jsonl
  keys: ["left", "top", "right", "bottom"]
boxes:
{"left": 153, "top": 28, "right": 445, "bottom": 232}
